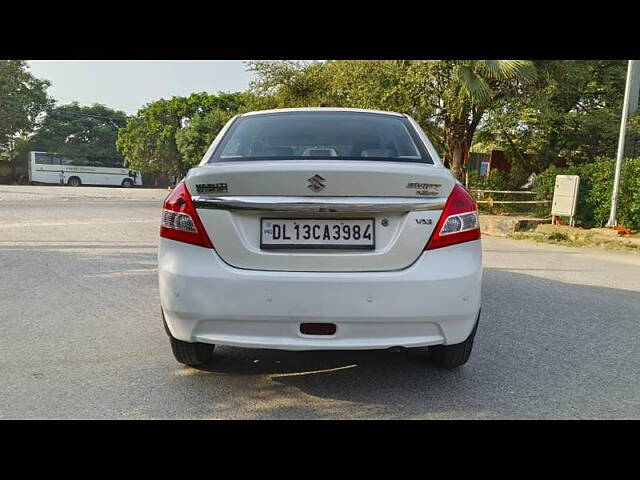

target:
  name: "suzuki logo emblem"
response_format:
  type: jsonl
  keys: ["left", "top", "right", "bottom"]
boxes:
{"left": 307, "top": 174, "right": 326, "bottom": 192}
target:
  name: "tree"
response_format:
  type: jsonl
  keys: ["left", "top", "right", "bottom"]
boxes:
{"left": 246, "top": 60, "right": 425, "bottom": 118}
{"left": 116, "top": 92, "right": 243, "bottom": 177}
{"left": 27, "top": 102, "right": 127, "bottom": 164}
{"left": 175, "top": 109, "right": 234, "bottom": 165}
{"left": 476, "top": 61, "right": 630, "bottom": 168}
{"left": 0, "top": 60, "right": 52, "bottom": 157}
{"left": 247, "top": 60, "right": 536, "bottom": 181}
{"left": 401, "top": 61, "right": 536, "bottom": 180}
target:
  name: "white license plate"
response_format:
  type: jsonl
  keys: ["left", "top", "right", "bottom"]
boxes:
{"left": 260, "top": 218, "right": 375, "bottom": 249}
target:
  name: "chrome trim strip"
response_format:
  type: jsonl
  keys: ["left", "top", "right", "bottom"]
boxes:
{"left": 192, "top": 196, "right": 447, "bottom": 213}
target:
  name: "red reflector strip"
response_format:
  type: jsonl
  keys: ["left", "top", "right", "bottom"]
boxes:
{"left": 300, "top": 323, "right": 337, "bottom": 335}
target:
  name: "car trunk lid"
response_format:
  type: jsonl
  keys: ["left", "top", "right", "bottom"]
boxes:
{"left": 185, "top": 160, "right": 454, "bottom": 272}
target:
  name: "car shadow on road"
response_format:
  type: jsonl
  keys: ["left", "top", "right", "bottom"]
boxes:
{"left": 190, "top": 269, "right": 640, "bottom": 419}
{"left": 196, "top": 346, "right": 430, "bottom": 376}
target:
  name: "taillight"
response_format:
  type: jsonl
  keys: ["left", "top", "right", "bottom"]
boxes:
{"left": 160, "top": 182, "right": 213, "bottom": 248}
{"left": 425, "top": 184, "right": 480, "bottom": 250}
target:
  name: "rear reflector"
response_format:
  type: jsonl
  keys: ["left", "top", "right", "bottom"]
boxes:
{"left": 300, "top": 323, "right": 337, "bottom": 335}
{"left": 426, "top": 184, "right": 480, "bottom": 250}
{"left": 160, "top": 182, "right": 213, "bottom": 249}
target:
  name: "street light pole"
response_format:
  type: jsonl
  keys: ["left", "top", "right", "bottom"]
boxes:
{"left": 607, "top": 60, "right": 639, "bottom": 227}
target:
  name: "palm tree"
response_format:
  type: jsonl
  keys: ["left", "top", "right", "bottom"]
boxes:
{"left": 429, "top": 60, "right": 537, "bottom": 181}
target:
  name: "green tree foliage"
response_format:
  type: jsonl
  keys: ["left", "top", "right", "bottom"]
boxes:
{"left": 246, "top": 60, "right": 536, "bottom": 180}
{"left": 246, "top": 60, "right": 439, "bottom": 137}
{"left": 175, "top": 109, "right": 234, "bottom": 165}
{"left": 476, "top": 61, "right": 630, "bottom": 168}
{"left": 247, "top": 61, "right": 330, "bottom": 105}
{"left": 407, "top": 60, "right": 536, "bottom": 180}
{"left": 27, "top": 103, "right": 127, "bottom": 164}
{"left": 0, "top": 60, "right": 52, "bottom": 156}
{"left": 116, "top": 92, "right": 243, "bottom": 176}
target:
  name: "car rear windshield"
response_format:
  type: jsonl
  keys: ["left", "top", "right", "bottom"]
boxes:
{"left": 208, "top": 111, "right": 433, "bottom": 164}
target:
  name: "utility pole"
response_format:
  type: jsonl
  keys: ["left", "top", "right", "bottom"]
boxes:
{"left": 607, "top": 60, "right": 640, "bottom": 227}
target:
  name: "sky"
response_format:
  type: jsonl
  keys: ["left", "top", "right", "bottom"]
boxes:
{"left": 26, "top": 60, "right": 256, "bottom": 115}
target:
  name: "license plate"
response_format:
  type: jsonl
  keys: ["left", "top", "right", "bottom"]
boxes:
{"left": 260, "top": 218, "right": 375, "bottom": 249}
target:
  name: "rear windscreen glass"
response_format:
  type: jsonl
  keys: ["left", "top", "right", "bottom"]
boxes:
{"left": 209, "top": 112, "right": 433, "bottom": 164}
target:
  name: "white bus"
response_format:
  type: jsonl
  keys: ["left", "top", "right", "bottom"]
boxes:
{"left": 28, "top": 151, "right": 143, "bottom": 187}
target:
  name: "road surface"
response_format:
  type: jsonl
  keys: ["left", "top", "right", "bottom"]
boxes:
{"left": 1, "top": 186, "right": 639, "bottom": 419}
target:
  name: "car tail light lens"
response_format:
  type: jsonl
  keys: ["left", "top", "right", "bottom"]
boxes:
{"left": 160, "top": 182, "right": 213, "bottom": 248}
{"left": 426, "top": 184, "right": 480, "bottom": 250}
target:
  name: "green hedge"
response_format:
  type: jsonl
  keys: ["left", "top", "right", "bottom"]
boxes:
{"left": 535, "top": 158, "right": 640, "bottom": 230}
{"left": 467, "top": 165, "right": 530, "bottom": 191}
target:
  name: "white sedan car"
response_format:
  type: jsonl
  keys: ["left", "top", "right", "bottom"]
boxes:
{"left": 159, "top": 108, "right": 482, "bottom": 369}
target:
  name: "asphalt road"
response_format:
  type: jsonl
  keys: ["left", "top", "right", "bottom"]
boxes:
{"left": 1, "top": 185, "right": 639, "bottom": 419}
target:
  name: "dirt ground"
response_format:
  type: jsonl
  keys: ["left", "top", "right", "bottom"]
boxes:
{"left": 509, "top": 223, "right": 640, "bottom": 253}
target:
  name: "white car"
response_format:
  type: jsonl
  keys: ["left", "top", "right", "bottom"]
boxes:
{"left": 159, "top": 108, "right": 482, "bottom": 369}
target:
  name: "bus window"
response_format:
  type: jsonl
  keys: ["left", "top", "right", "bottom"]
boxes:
{"left": 34, "top": 154, "right": 51, "bottom": 164}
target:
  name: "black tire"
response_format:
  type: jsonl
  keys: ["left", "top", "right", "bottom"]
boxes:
{"left": 429, "top": 311, "right": 480, "bottom": 369}
{"left": 170, "top": 337, "right": 214, "bottom": 366}
{"left": 121, "top": 178, "right": 134, "bottom": 188}
{"left": 67, "top": 177, "right": 81, "bottom": 187}
{"left": 162, "top": 309, "right": 214, "bottom": 365}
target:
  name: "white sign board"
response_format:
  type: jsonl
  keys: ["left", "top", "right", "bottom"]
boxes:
{"left": 551, "top": 175, "right": 580, "bottom": 225}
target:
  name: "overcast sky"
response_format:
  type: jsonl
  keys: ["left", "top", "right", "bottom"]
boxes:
{"left": 27, "top": 60, "right": 256, "bottom": 115}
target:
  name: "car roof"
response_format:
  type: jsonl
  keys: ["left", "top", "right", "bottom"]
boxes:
{"left": 240, "top": 107, "right": 406, "bottom": 118}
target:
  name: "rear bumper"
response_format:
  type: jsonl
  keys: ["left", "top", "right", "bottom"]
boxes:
{"left": 159, "top": 239, "right": 482, "bottom": 350}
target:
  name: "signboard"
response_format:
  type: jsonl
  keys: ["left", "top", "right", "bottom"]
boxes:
{"left": 551, "top": 175, "right": 580, "bottom": 226}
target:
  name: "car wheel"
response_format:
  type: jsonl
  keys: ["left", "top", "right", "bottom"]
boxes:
{"left": 162, "top": 309, "right": 214, "bottom": 365}
{"left": 429, "top": 311, "right": 480, "bottom": 369}
{"left": 169, "top": 337, "right": 214, "bottom": 366}
{"left": 121, "top": 179, "right": 133, "bottom": 188}
{"left": 67, "top": 177, "right": 81, "bottom": 187}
